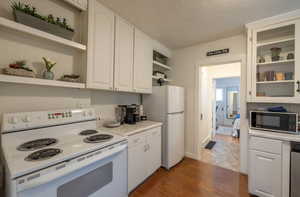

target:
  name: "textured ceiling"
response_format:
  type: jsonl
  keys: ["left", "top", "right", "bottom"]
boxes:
{"left": 98, "top": 0, "right": 300, "bottom": 49}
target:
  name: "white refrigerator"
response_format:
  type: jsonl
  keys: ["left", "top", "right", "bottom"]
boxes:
{"left": 143, "top": 85, "right": 184, "bottom": 169}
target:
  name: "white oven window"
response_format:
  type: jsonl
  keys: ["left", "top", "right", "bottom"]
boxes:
{"left": 57, "top": 162, "right": 112, "bottom": 197}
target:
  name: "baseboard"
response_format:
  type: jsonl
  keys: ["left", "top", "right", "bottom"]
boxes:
{"left": 201, "top": 135, "right": 211, "bottom": 147}
{"left": 185, "top": 152, "right": 198, "bottom": 160}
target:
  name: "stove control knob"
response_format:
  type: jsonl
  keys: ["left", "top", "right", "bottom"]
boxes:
{"left": 88, "top": 110, "right": 93, "bottom": 116}
{"left": 9, "top": 117, "right": 18, "bottom": 124}
{"left": 23, "top": 116, "right": 31, "bottom": 123}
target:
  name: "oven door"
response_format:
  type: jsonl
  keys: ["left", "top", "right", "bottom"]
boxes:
{"left": 250, "top": 111, "right": 297, "bottom": 133}
{"left": 16, "top": 144, "right": 128, "bottom": 197}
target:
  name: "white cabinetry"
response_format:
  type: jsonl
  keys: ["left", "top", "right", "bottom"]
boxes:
{"left": 87, "top": 0, "right": 114, "bottom": 90}
{"left": 128, "top": 132, "right": 147, "bottom": 192}
{"left": 146, "top": 127, "right": 162, "bottom": 175}
{"left": 86, "top": 2, "right": 154, "bottom": 93}
{"left": 249, "top": 150, "right": 282, "bottom": 197}
{"left": 63, "top": 0, "right": 87, "bottom": 11}
{"left": 128, "top": 127, "right": 161, "bottom": 192}
{"left": 246, "top": 15, "right": 300, "bottom": 103}
{"left": 249, "top": 136, "right": 285, "bottom": 197}
{"left": 114, "top": 17, "right": 134, "bottom": 92}
{"left": 134, "top": 29, "right": 153, "bottom": 94}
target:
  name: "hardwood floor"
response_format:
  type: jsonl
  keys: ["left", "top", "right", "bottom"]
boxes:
{"left": 130, "top": 158, "right": 251, "bottom": 197}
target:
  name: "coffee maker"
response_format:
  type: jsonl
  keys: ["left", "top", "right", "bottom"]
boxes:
{"left": 125, "top": 105, "right": 137, "bottom": 124}
{"left": 117, "top": 104, "right": 142, "bottom": 125}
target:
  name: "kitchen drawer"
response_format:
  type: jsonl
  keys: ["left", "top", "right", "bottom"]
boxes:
{"left": 249, "top": 136, "right": 282, "bottom": 155}
{"left": 148, "top": 127, "right": 161, "bottom": 137}
{"left": 128, "top": 132, "right": 146, "bottom": 148}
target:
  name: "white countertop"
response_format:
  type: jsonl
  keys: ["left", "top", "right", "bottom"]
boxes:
{"left": 98, "top": 121, "right": 163, "bottom": 136}
{"left": 249, "top": 129, "right": 300, "bottom": 142}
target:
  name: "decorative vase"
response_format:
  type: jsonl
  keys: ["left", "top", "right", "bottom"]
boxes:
{"left": 270, "top": 47, "right": 282, "bottom": 62}
{"left": 43, "top": 70, "right": 54, "bottom": 80}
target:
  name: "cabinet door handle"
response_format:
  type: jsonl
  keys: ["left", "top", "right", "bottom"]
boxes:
{"left": 297, "top": 81, "right": 300, "bottom": 93}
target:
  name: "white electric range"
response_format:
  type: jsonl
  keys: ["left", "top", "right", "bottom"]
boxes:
{"left": 1, "top": 108, "right": 128, "bottom": 197}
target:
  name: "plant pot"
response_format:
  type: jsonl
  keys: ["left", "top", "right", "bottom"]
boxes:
{"left": 43, "top": 71, "right": 54, "bottom": 80}
{"left": 14, "top": 10, "right": 75, "bottom": 40}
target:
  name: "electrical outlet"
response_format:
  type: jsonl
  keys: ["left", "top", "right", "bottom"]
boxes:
{"left": 96, "top": 112, "right": 101, "bottom": 121}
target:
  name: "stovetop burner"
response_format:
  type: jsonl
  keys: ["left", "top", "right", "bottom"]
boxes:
{"left": 25, "top": 148, "right": 62, "bottom": 161}
{"left": 79, "top": 130, "right": 98, "bottom": 136}
{"left": 18, "top": 138, "right": 58, "bottom": 151}
{"left": 84, "top": 134, "right": 114, "bottom": 143}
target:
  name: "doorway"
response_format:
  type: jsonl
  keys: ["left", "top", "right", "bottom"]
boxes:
{"left": 198, "top": 62, "right": 241, "bottom": 172}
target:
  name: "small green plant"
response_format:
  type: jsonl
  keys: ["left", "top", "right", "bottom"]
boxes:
{"left": 42, "top": 57, "right": 56, "bottom": 72}
{"left": 9, "top": 1, "right": 74, "bottom": 32}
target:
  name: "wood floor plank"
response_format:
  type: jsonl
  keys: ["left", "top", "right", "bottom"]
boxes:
{"left": 130, "top": 158, "right": 251, "bottom": 197}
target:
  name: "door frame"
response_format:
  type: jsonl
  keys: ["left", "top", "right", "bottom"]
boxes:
{"left": 211, "top": 79, "right": 217, "bottom": 139}
{"left": 194, "top": 54, "right": 248, "bottom": 173}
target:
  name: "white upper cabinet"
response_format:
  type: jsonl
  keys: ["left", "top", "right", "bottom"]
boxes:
{"left": 247, "top": 16, "right": 300, "bottom": 103}
{"left": 134, "top": 29, "right": 153, "bottom": 94}
{"left": 86, "top": 0, "right": 114, "bottom": 90}
{"left": 86, "top": 1, "right": 167, "bottom": 93}
{"left": 114, "top": 17, "right": 134, "bottom": 92}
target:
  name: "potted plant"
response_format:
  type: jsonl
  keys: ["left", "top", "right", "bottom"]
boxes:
{"left": 42, "top": 57, "right": 56, "bottom": 80}
{"left": 10, "top": 1, "right": 75, "bottom": 40}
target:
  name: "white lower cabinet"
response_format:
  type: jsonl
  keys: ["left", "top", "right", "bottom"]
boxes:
{"left": 128, "top": 127, "right": 162, "bottom": 192}
{"left": 249, "top": 150, "right": 282, "bottom": 197}
{"left": 249, "top": 136, "right": 283, "bottom": 197}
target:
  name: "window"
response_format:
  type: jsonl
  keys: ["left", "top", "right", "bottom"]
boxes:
{"left": 216, "top": 88, "right": 223, "bottom": 101}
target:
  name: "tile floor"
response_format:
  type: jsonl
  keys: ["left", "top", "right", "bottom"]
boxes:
{"left": 199, "top": 134, "right": 240, "bottom": 172}
{"left": 216, "top": 126, "right": 233, "bottom": 136}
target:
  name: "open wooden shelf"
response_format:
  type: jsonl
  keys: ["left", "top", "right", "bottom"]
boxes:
{"left": 153, "top": 61, "right": 172, "bottom": 70}
{"left": 256, "top": 80, "right": 294, "bottom": 84}
{"left": 0, "top": 74, "right": 85, "bottom": 89}
{"left": 0, "top": 17, "right": 86, "bottom": 51}
{"left": 152, "top": 76, "right": 172, "bottom": 82}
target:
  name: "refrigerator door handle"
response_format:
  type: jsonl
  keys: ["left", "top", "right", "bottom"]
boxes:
{"left": 168, "top": 111, "right": 184, "bottom": 115}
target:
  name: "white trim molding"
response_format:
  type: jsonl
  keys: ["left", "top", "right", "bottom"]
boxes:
{"left": 246, "top": 9, "right": 300, "bottom": 29}
{"left": 201, "top": 135, "right": 211, "bottom": 147}
{"left": 194, "top": 54, "right": 248, "bottom": 174}
{"left": 185, "top": 152, "right": 199, "bottom": 160}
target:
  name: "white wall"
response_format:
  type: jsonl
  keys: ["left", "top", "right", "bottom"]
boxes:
{"left": 0, "top": 83, "right": 140, "bottom": 125}
{"left": 0, "top": 0, "right": 168, "bottom": 125}
{"left": 170, "top": 34, "right": 248, "bottom": 173}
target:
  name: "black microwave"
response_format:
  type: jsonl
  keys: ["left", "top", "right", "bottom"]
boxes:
{"left": 250, "top": 111, "right": 298, "bottom": 134}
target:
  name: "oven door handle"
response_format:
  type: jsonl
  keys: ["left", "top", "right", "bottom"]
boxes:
{"left": 17, "top": 144, "right": 127, "bottom": 192}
